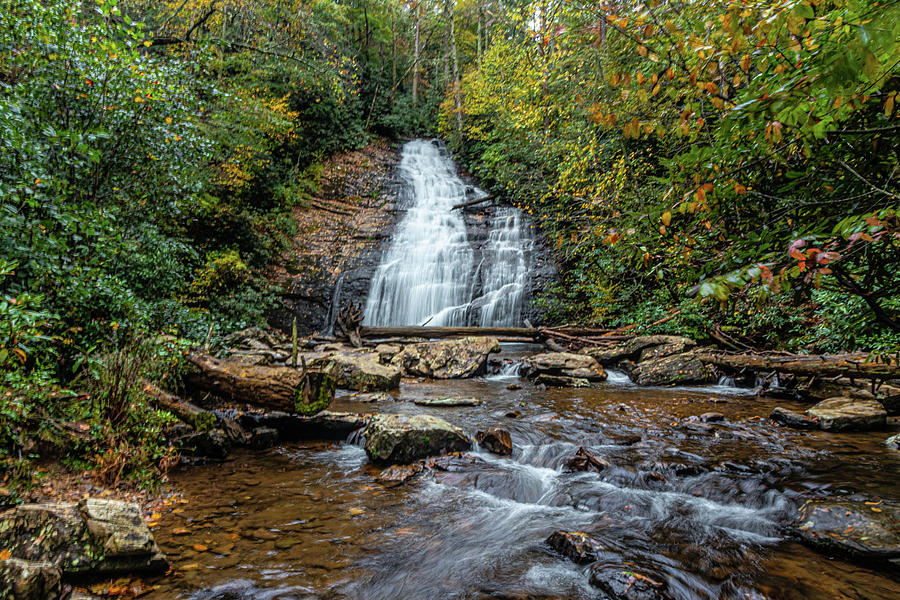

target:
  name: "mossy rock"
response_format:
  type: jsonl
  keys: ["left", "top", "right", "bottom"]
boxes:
{"left": 293, "top": 371, "right": 336, "bottom": 415}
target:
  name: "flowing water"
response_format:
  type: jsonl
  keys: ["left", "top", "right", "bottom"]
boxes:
{"left": 363, "top": 140, "right": 531, "bottom": 327}
{"left": 144, "top": 345, "right": 900, "bottom": 600}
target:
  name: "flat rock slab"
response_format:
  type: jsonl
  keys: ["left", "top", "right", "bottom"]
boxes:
{"left": 806, "top": 397, "right": 887, "bottom": 431}
{"left": 793, "top": 500, "right": 900, "bottom": 560}
{"left": 414, "top": 397, "right": 483, "bottom": 407}
{"left": 364, "top": 414, "right": 471, "bottom": 463}
{"left": 304, "top": 349, "right": 401, "bottom": 391}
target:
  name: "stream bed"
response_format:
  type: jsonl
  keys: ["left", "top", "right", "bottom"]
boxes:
{"left": 144, "top": 346, "right": 900, "bottom": 600}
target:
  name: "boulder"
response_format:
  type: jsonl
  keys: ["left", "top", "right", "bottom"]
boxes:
{"left": 546, "top": 531, "right": 603, "bottom": 564}
{"left": 885, "top": 433, "right": 900, "bottom": 449}
{"left": 630, "top": 352, "right": 714, "bottom": 387}
{"left": 377, "top": 463, "right": 424, "bottom": 487}
{"left": 799, "top": 377, "right": 876, "bottom": 402}
{"left": 233, "top": 409, "right": 368, "bottom": 441}
{"left": 770, "top": 407, "right": 819, "bottom": 429}
{"left": 589, "top": 563, "right": 668, "bottom": 600}
{"left": 0, "top": 499, "right": 167, "bottom": 578}
{"left": 363, "top": 414, "right": 471, "bottom": 463}
{"left": 533, "top": 374, "right": 591, "bottom": 388}
{"left": 0, "top": 558, "right": 61, "bottom": 600}
{"left": 565, "top": 447, "right": 609, "bottom": 472}
{"left": 805, "top": 397, "right": 887, "bottom": 431}
{"left": 414, "top": 397, "right": 483, "bottom": 407}
{"left": 374, "top": 343, "right": 402, "bottom": 364}
{"left": 475, "top": 428, "right": 513, "bottom": 455}
{"left": 177, "top": 428, "right": 232, "bottom": 459}
{"left": 390, "top": 337, "right": 501, "bottom": 379}
{"left": 793, "top": 500, "right": 900, "bottom": 561}
{"left": 305, "top": 348, "right": 401, "bottom": 391}
{"left": 879, "top": 386, "right": 900, "bottom": 415}
{"left": 582, "top": 335, "right": 696, "bottom": 365}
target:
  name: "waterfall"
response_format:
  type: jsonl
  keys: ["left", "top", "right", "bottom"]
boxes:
{"left": 363, "top": 140, "right": 531, "bottom": 327}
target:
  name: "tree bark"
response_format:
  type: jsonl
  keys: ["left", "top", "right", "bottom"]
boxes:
{"left": 184, "top": 354, "right": 335, "bottom": 414}
{"left": 695, "top": 352, "right": 900, "bottom": 379}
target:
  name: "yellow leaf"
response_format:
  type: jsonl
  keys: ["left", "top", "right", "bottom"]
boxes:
{"left": 349, "top": 507, "right": 365, "bottom": 515}
{"left": 193, "top": 544, "right": 208, "bottom": 552}
{"left": 0, "top": 549, "right": 11, "bottom": 561}
{"left": 885, "top": 95, "right": 895, "bottom": 118}
{"left": 661, "top": 211, "right": 672, "bottom": 226}
{"left": 740, "top": 55, "right": 751, "bottom": 72}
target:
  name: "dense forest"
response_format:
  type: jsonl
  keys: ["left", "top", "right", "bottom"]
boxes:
{"left": 1, "top": 0, "right": 898, "bottom": 495}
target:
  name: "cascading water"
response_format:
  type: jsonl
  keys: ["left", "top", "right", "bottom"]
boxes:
{"left": 363, "top": 140, "right": 531, "bottom": 326}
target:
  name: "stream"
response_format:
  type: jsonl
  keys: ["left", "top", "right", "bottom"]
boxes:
{"left": 144, "top": 345, "right": 900, "bottom": 600}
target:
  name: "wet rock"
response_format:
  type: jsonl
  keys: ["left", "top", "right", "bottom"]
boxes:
{"left": 793, "top": 500, "right": 900, "bottom": 561}
{"left": 222, "top": 351, "right": 277, "bottom": 366}
{"left": 305, "top": 348, "right": 401, "bottom": 391}
{"left": 533, "top": 374, "right": 591, "bottom": 388}
{"left": 879, "top": 387, "right": 900, "bottom": 415}
{"left": 589, "top": 563, "right": 667, "bottom": 600}
{"left": 805, "top": 397, "right": 887, "bottom": 431}
{"left": 546, "top": 531, "right": 603, "bottom": 564}
{"left": 582, "top": 335, "right": 696, "bottom": 365}
{"left": 699, "top": 412, "right": 725, "bottom": 422}
{"left": 506, "top": 383, "right": 522, "bottom": 391}
{"left": 886, "top": 433, "right": 900, "bottom": 449}
{"left": 770, "top": 407, "right": 819, "bottom": 429}
{"left": 364, "top": 414, "right": 471, "bottom": 463}
{"left": 377, "top": 463, "right": 424, "bottom": 486}
{"left": 505, "top": 410, "right": 523, "bottom": 419}
{"left": 631, "top": 352, "right": 714, "bottom": 387}
{"left": 390, "top": 337, "right": 501, "bottom": 378}
{"left": 475, "top": 428, "right": 513, "bottom": 455}
{"left": 251, "top": 427, "right": 279, "bottom": 449}
{"left": 799, "top": 377, "right": 878, "bottom": 403}
{"left": 523, "top": 352, "right": 606, "bottom": 382}
{"left": 0, "top": 558, "right": 61, "bottom": 600}
{"left": 0, "top": 499, "right": 168, "bottom": 577}
{"left": 638, "top": 340, "right": 695, "bottom": 362}
{"left": 565, "top": 446, "right": 609, "bottom": 472}
{"left": 374, "top": 343, "right": 402, "bottom": 363}
{"left": 351, "top": 391, "right": 394, "bottom": 403}
{"left": 177, "top": 428, "right": 232, "bottom": 460}
{"left": 413, "top": 396, "right": 483, "bottom": 407}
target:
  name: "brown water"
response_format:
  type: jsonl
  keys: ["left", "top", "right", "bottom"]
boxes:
{"left": 143, "top": 347, "right": 900, "bottom": 600}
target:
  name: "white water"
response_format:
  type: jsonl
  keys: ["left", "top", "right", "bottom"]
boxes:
{"left": 363, "top": 140, "right": 531, "bottom": 326}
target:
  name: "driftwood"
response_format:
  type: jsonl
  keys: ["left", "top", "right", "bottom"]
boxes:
{"left": 450, "top": 194, "right": 495, "bottom": 211}
{"left": 142, "top": 379, "right": 216, "bottom": 432}
{"left": 337, "top": 301, "right": 363, "bottom": 347}
{"left": 696, "top": 352, "right": 900, "bottom": 380}
{"left": 184, "top": 354, "right": 336, "bottom": 414}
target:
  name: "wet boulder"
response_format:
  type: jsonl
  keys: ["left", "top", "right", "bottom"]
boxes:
{"left": 0, "top": 558, "right": 61, "bottom": 600}
{"left": 770, "top": 407, "right": 819, "bottom": 429}
{"left": 886, "top": 433, "right": 900, "bottom": 449}
{"left": 390, "top": 337, "right": 501, "bottom": 379}
{"left": 364, "top": 414, "right": 471, "bottom": 463}
{"left": 793, "top": 500, "right": 900, "bottom": 561}
{"left": 546, "top": 531, "right": 603, "bottom": 564}
{"left": 630, "top": 352, "right": 714, "bottom": 387}
{"left": 523, "top": 352, "right": 607, "bottom": 382}
{"left": 476, "top": 428, "right": 513, "bottom": 455}
{"left": 589, "top": 563, "right": 668, "bottom": 600}
{"left": 0, "top": 499, "right": 168, "bottom": 578}
{"left": 305, "top": 348, "right": 401, "bottom": 391}
{"left": 805, "top": 397, "right": 887, "bottom": 431}
{"left": 581, "top": 335, "right": 696, "bottom": 366}
{"left": 374, "top": 343, "right": 402, "bottom": 364}
{"left": 377, "top": 463, "right": 425, "bottom": 487}
{"left": 565, "top": 447, "right": 609, "bottom": 472}
{"left": 533, "top": 374, "right": 591, "bottom": 388}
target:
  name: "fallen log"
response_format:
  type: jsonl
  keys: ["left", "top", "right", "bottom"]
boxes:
{"left": 695, "top": 352, "right": 900, "bottom": 380}
{"left": 359, "top": 326, "right": 540, "bottom": 339}
{"left": 142, "top": 380, "right": 217, "bottom": 432}
{"left": 450, "top": 194, "right": 495, "bottom": 211}
{"left": 184, "top": 354, "right": 336, "bottom": 414}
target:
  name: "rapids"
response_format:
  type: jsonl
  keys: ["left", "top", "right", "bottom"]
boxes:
{"left": 144, "top": 345, "right": 900, "bottom": 600}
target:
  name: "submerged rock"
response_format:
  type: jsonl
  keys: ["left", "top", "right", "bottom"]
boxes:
{"left": 630, "top": 352, "right": 714, "bottom": 387}
{"left": 546, "top": 531, "right": 603, "bottom": 564}
{"left": 770, "top": 407, "right": 819, "bottom": 429}
{"left": 364, "top": 414, "right": 471, "bottom": 463}
{"left": 805, "top": 397, "right": 887, "bottom": 431}
{"left": 475, "top": 428, "right": 513, "bottom": 455}
{"left": 0, "top": 558, "right": 61, "bottom": 600}
{"left": 414, "top": 396, "right": 483, "bottom": 407}
{"left": 0, "top": 499, "right": 168, "bottom": 578}
{"left": 390, "top": 337, "right": 501, "bottom": 378}
{"left": 793, "top": 500, "right": 900, "bottom": 561}
{"left": 589, "top": 563, "right": 668, "bottom": 600}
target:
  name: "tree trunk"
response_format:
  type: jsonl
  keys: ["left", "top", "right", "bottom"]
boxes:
{"left": 184, "top": 354, "right": 336, "bottom": 414}
{"left": 142, "top": 380, "right": 217, "bottom": 432}
{"left": 448, "top": 0, "right": 463, "bottom": 145}
{"left": 695, "top": 352, "right": 900, "bottom": 380}
{"left": 412, "top": 2, "right": 421, "bottom": 108}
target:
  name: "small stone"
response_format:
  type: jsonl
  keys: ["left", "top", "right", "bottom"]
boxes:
{"left": 806, "top": 397, "right": 887, "bottom": 431}
{"left": 546, "top": 531, "right": 603, "bottom": 564}
{"left": 770, "top": 407, "right": 819, "bottom": 429}
{"left": 565, "top": 447, "right": 609, "bottom": 472}
{"left": 700, "top": 412, "right": 725, "bottom": 422}
{"left": 377, "top": 463, "right": 424, "bottom": 486}
{"left": 886, "top": 433, "right": 900, "bottom": 449}
{"left": 506, "top": 383, "right": 522, "bottom": 391}
{"left": 475, "top": 428, "right": 513, "bottom": 455}
{"left": 353, "top": 392, "right": 393, "bottom": 403}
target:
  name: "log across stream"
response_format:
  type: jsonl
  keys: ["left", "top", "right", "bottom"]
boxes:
{"left": 140, "top": 345, "right": 900, "bottom": 600}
